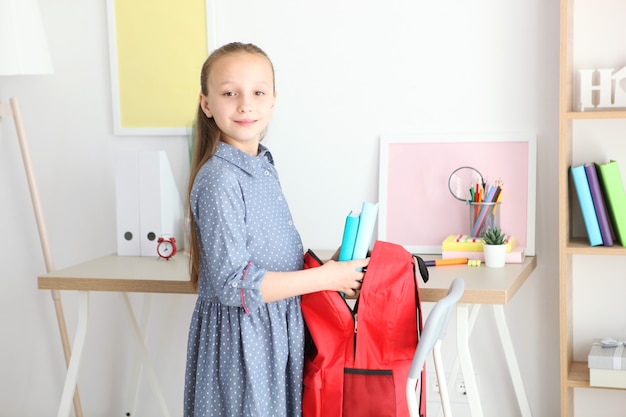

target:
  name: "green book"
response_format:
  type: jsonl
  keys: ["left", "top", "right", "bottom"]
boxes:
{"left": 596, "top": 161, "right": 626, "bottom": 246}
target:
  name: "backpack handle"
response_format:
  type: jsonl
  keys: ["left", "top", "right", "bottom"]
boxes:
{"left": 412, "top": 255, "right": 429, "bottom": 283}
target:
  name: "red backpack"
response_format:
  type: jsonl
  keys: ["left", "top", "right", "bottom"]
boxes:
{"left": 302, "top": 240, "right": 428, "bottom": 417}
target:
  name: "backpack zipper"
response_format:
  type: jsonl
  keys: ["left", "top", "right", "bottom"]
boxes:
{"left": 340, "top": 296, "right": 359, "bottom": 359}
{"left": 352, "top": 310, "right": 358, "bottom": 359}
{"left": 351, "top": 298, "right": 359, "bottom": 358}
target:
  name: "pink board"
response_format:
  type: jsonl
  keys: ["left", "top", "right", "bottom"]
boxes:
{"left": 378, "top": 134, "right": 536, "bottom": 254}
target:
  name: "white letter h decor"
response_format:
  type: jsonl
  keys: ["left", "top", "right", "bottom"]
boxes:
{"left": 579, "top": 67, "right": 626, "bottom": 111}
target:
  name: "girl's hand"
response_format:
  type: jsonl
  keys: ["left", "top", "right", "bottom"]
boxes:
{"left": 321, "top": 258, "right": 369, "bottom": 298}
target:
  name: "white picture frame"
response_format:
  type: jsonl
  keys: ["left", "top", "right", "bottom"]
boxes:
{"left": 378, "top": 132, "right": 537, "bottom": 255}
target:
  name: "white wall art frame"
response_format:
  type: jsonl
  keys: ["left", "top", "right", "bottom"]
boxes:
{"left": 378, "top": 132, "right": 537, "bottom": 255}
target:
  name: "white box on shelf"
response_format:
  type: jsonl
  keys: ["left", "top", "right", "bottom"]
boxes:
{"left": 588, "top": 338, "right": 626, "bottom": 389}
{"left": 589, "top": 368, "right": 626, "bottom": 389}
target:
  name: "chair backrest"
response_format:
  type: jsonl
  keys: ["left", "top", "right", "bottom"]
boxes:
{"left": 406, "top": 278, "right": 465, "bottom": 415}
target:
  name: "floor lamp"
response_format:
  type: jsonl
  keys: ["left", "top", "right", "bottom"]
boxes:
{"left": 0, "top": 1, "right": 83, "bottom": 416}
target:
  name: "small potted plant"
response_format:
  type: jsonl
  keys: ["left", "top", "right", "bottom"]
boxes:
{"left": 482, "top": 226, "right": 507, "bottom": 268}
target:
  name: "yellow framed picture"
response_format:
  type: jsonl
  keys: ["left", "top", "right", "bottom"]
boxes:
{"left": 106, "top": 0, "right": 215, "bottom": 135}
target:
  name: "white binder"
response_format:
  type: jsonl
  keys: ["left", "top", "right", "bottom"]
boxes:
{"left": 115, "top": 151, "right": 141, "bottom": 255}
{"left": 138, "top": 151, "right": 183, "bottom": 256}
{"left": 115, "top": 151, "right": 184, "bottom": 257}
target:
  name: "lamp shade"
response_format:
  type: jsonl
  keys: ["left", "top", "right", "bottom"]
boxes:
{"left": 0, "top": 0, "right": 53, "bottom": 75}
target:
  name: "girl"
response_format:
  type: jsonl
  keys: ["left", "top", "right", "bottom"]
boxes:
{"left": 184, "top": 42, "right": 369, "bottom": 417}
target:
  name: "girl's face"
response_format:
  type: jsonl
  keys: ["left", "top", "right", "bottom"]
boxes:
{"left": 200, "top": 51, "right": 276, "bottom": 155}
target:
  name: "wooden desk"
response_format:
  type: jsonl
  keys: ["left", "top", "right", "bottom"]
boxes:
{"left": 38, "top": 253, "right": 194, "bottom": 294}
{"left": 39, "top": 253, "right": 536, "bottom": 417}
{"left": 38, "top": 252, "right": 535, "bottom": 302}
{"left": 420, "top": 255, "right": 537, "bottom": 417}
{"left": 420, "top": 255, "right": 535, "bottom": 304}
{"left": 39, "top": 253, "right": 194, "bottom": 417}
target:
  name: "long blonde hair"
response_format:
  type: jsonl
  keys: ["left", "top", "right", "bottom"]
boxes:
{"left": 187, "top": 42, "right": 275, "bottom": 287}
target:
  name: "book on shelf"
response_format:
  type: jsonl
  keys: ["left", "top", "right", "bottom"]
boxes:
{"left": 585, "top": 163, "right": 614, "bottom": 246}
{"left": 441, "top": 234, "right": 517, "bottom": 252}
{"left": 570, "top": 164, "right": 603, "bottom": 246}
{"left": 441, "top": 246, "right": 525, "bottom": 264}
{"left": 338, "top": 211, "right": 360, "bottom": 261}
{"left": 596, "top": 160, "right": 626, "bottom": 247}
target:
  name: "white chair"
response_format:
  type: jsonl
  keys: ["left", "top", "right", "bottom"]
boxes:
{"left": 406, "top": 278, "right": 465, "bottom": 417}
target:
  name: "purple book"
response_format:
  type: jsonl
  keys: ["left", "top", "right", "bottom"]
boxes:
{"left": 585, "top": 163, "right": 614, "bottom": 246}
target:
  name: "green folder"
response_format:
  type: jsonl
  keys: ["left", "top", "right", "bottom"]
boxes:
{"left": 596, "top": 161, "right": 626, "bottom": 246}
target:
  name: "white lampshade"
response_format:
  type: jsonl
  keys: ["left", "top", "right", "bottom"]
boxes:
{"left": 0, "top": 0, "right": 53, "bottom": 75}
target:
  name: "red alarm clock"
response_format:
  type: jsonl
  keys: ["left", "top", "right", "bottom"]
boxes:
{"left": 156, "top": 235, "right": 177, "bottom": 260}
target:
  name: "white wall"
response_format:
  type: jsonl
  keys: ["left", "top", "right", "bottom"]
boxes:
{"left": 0, "top": 0, "right": 560, "bottom": 416}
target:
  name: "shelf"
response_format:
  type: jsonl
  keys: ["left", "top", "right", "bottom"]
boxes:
{"left": 560, "top": 0, "right": 626, "bottom": 413}
{"left": 564, "top": 110, "right": 626, "bottom": 120}
{"left": 568, "top": 361, "right": 590, "bottom": 388}
{"left": 568, "top": 361, "right": 626, "bottom": 391}
{"left": 565, "top": 238, "right": 626, "bottom": 255}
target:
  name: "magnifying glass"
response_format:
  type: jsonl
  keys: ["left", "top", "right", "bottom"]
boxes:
{"left": 448, "top": 166, "right": 484, "bottom": 202}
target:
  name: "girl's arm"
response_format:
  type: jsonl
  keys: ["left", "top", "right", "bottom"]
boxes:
{"left": 260, "top": 258, "right": 369, "bottom": 303}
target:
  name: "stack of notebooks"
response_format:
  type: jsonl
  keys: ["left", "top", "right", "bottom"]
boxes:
{"left": 441, "top": 234, "right": 525, "bottom": 263}
{"left": 588, "top": 339, "right": 626, "bottom": 388}
{"left": 571, "top": 160, "right": 626, "bottom": 247}
{"left": 339, "top": 201, "right": 379, "bottom": 260}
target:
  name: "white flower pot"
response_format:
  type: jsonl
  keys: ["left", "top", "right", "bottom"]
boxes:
{"left": 483, "top": 244, "right": 506, "bottom": 268}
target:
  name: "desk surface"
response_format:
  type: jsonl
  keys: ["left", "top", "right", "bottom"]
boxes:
{"left": 419, "top": 255, "right": 536, "bottom": 304}
{"left": 38, "top": 252, "right": 536, "bottom": 305}
{"left": 38, "top": 253, "right": 195, "bottom": 294}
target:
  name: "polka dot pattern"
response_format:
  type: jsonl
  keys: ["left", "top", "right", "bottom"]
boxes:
{"left": 184, "top": 142, "right": 305, "bottom": 417}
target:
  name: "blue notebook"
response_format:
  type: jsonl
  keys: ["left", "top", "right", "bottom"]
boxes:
{"left": 338, "top": 211, "right": 360, "bottom": 261}
{"left": 571, "top": 165, "right": 602, "bottom": 246}
{"left": 352, "top": 201, "right": 379, "bottom": 259}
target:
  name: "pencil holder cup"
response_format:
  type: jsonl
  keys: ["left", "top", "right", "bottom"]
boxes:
{"left": 468, "top": 202, "right": 501, "bottom": 238}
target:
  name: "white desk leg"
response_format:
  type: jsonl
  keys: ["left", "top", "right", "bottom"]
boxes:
{"left": 437, "top": 304, "right": 480, "bottom": 417}
{"left": 125, "top": 293, "right": 153, "bottom": 416}
{"left": 457, "top": 304, "right": 484, "bottom": 417}
{"left": 436, "top": 304, "right": 481, "bottom": 417}
{"left": 57, "top": 291, "right": 89, "bottom": 417}
{"left": 492, "top": 305, "right": 533, "bottom": 417}
{"left": 121, "top": 293, "right": 171, "bottom": 417}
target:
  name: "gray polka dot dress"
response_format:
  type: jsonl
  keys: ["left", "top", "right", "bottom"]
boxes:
{"left": 184, "top": 141, "right": 305, "bottom": 417}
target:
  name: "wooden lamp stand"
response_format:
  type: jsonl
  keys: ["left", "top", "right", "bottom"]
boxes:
{"left": 0, "top": 97, "right": 84, "bottom": 417}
